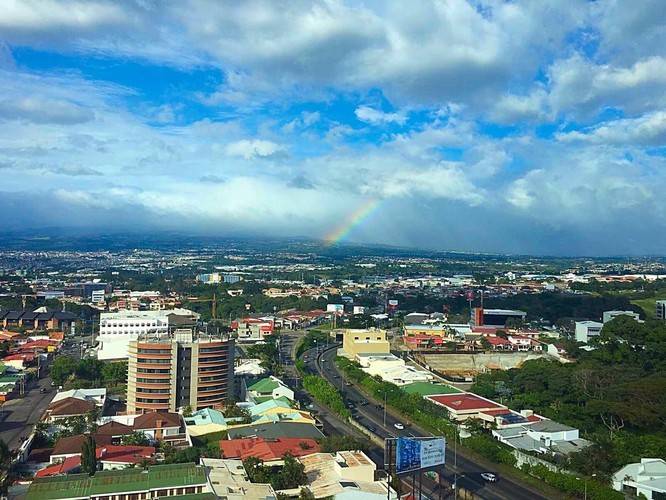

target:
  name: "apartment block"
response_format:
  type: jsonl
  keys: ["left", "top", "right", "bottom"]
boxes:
{"left": 127, "top": 329, "right": 234, "bottom": 414}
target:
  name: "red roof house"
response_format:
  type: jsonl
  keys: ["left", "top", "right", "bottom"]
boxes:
{"left": 426, "top": 393, "right": 506, "bottom": 421}
{"left": 35, "top": 456, "right": 82, "bottom": 478}
{"left": 220, "top": 437, "right": 320, "bottom": 461}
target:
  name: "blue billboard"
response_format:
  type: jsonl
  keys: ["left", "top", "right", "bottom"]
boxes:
{"left": 396, "top": 437, "right": 446, "bottom": 473}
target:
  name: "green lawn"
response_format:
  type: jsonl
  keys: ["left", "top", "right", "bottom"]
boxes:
{"left": 402, "top": 381, "right": 461, "bottom": 396}
{"left": 631, "top": 297, "right": 663, "bottom": 318}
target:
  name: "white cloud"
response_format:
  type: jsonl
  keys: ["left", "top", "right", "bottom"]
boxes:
{"left": 557, "top": 111, "right": 666, "bottom": 146}
{"left": 355, "top": 106, "right": 407, "bottom": 125}
{"left": 504, "top": 144, "right": 661, "bottom": 226}
{"left": 488, "top": 88, "right": 550, "bottom": 124}
{"left": 225, "top": 139, "right": 287, "bottom": 160}
{"left": 548, "top": 55, "right": 666, "bottom": 118}
{"left": 0, "top": 96, "right": 94, "bottom": 124}
{"left": 2, "top": 2, "right": 666, "bottom": 253}
{"left": 0, "top": 0, "right": 587, "bottom": 108}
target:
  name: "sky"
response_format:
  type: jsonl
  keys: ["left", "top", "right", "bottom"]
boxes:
{"left": 0, "top": 0, "right": 665, "bottom": 256}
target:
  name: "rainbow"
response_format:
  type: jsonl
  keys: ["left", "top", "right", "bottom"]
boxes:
{"left": 325, "top": 198, "right": 381, "bottom": 245}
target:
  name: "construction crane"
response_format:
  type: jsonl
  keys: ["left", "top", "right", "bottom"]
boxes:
{"left": 185, "top": 293, "right": 219, "bottom": 320}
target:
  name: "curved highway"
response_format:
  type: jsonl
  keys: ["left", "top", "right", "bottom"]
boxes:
{"left": 299, "top": 340, "right": 551, "bottom": 500}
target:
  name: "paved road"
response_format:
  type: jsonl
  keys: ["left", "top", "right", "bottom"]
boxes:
{"left": 277, "top": 331, "right": 373, "bottom": 443}
{"left": 310, "top": 344, "right": 549, "bottom": 500}
{"left": 0, "top": 376, "right": 55, "bottom": 451}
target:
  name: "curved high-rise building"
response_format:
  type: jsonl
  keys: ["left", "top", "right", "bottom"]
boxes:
{"left": 127, "top": 329, "right": 234, "bottom": 414}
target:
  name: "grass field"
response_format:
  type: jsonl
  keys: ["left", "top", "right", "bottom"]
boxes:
{"left": 631, "top": 297, "right": 665, "bottom": 317}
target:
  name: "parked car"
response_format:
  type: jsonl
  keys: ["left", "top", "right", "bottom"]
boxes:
{"left": 39, "top": 388, "right": 47, "bottom": 394}
{"left": 481, "top": 473, "right": 497, "bottom": 483}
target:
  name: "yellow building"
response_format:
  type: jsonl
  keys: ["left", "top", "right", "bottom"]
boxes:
{"left": 342, "top": 328, "right": 390, "bottom": 359}
{"left": 403, "top": 324, "right": 449, "bottom": 337}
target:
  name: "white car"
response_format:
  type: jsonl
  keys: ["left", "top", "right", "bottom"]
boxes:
{"left": 394, "top": 423, "right": 404, "bottom": 430}
{"left": 481, "top": 473, "right": 497, "bottom": 483}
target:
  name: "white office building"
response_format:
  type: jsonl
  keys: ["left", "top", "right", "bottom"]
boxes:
{"left": 97, "top": 308, "right": 199, "bottom": 360}
{"left": 574, "top": 321, "right": 603, "bottom": 344}
{"left": 657, "top": 300, "right": 666, "bottom": 320}
{"left": 91, "top": 289, "right": 106, "bottom": 303}
{"left": 602, "top": 310, "right": 641, "bottom": 323}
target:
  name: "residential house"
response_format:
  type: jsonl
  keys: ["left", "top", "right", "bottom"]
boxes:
{"left": 132, "top": 411, "right": 187, "bottom": 445}
{"left": 184, "top": 408, "right": 230, "bottom": 437}
{"left": 46, "top": 397, "right": 97, "bottom": 422}
{"left": 51, "top": 388, "right": 107, "bottom": 408}
{"left": 299, "top": 451, "right": 394, "bottom": 499}
{"left": 50, "top": 434, "right": 113, "bottom": 464}
{"left": 200, "top": 458, "right": 277, "bottom": 499}
{"left": 94, "top": 421, "right": 134, "bottom": 444}
{"left": 426, "top": 393, "right": 507, "bottom": 422}
{"left": 493, "top": 420, "right": 592, "bottom": 457}
{"left": 243, "top": 398, "right": 315, "bottom": 427}
{"left": 246, "top": 376, "right": 294, "bottom": 403}
{"left": 219, "top": 437, "right": 320, "bottom": 462}
{"left": 613, "top": 458, "right": 666, "bottom": 500}
{"left": 40, "top": 442, "right": 155, "bottom": 476}
{"left": 227, "top": 421, "right": 324, "bottom": 441}
{"left": 357, "top": 353, "right": 433, "bottom": 386}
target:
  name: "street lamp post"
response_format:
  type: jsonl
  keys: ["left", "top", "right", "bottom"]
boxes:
{"left": 383, "top": 390, "right": 387, "bottom": 427}
{"left": 576, "top": 473, "right": 596, "bottom": 500}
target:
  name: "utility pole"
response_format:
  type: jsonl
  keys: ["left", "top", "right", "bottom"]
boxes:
{"left": 383, "top": 390, "right": 387, "bottom": 427}
{"left": 454, "top": 425, "right": 458, "bottom": 500}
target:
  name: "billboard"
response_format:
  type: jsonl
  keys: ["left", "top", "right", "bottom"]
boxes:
{"left": 396, "top": 437, "right": 446, "bottom": 474}
{"left": 327, "top": 304, "right": 344, "bottom": 313}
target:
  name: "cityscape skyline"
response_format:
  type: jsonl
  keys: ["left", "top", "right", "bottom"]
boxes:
{"left": 1, "top": 1, "right": 665, "bottom": 255}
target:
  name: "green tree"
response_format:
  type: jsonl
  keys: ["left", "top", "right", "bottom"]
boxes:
{"left": 272, "top": 453, "right": 307, "bottom": 490}
{"left": 102, "top": 361, "right": 128, "bottom": 385}
{"left": 81, "top": 435, "right": 97, "bottom": 476}
{"left": 75, "top": 358, "right": 104, "bottom": 382}
{"left": 121, "top": 432, "right": 150, "bottom": 447}
{"left": 299, "top": 487, "right": 315, "bottom": 500}
{"left": 182, "top": 405, "right": 193, "bottom": 417}
{"left": 50, "top": 356, "right": 77, "bottom": 385}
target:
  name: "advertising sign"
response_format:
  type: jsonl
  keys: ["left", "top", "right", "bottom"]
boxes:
{"left": 396, "top": 437, "right": 446, "bottom": 473}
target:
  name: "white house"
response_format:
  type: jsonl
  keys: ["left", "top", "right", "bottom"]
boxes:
{"left": 574, "top": 321, "right": 603, "bottom": 344}
{"left": 613, "top": 458, "right": 666, "bottom": 499}
{"left": 603, "top": 310, "right": 641, "bottom": 323}
{"left": 51, "top": 388, "right": 107, "bottom": 407}
{"left": 356, "top": 354, "right": 433, "bottom": 386}
{"left": 493, "top": 419, "right": 591, "bottom": 456}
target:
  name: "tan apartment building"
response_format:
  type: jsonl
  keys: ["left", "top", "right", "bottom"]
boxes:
{"left": 127, "top": 329, "right": 234, "bottom": 414}
{"left": 342, "top": 328, "right": 390, "bottom": 360}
